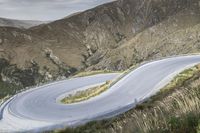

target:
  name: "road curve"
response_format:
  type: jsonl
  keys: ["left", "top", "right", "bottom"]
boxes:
{"left": 1, "top": 55, "right": 200, "bottom": 132}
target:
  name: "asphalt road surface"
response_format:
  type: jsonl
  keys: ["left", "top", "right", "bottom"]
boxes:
{"left": 1, "top": 55, "right": 200, "bottom": 132}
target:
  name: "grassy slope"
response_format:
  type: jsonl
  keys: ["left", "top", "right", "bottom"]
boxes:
{"left": 54, "top": 65, "right": 200, "bottom": 133}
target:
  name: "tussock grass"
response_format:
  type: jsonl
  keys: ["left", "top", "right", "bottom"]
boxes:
{"left": 61, "top": 81, "right": 111, "bottom": 104}
{"left": 131, "top": 85, "right": 200, "bottom": 133}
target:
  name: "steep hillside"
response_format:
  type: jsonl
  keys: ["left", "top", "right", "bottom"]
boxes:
{"left": 88, "top": 6, "right": 200, "bottom": 70}
{"left": 0, "top": 17, "right": 46, "bottom": 29}
{"left": 30, "top": 0, "right": 195, "bottom": 70}
{"left": 0, "top": 0, "right": 199, "bottom": 87}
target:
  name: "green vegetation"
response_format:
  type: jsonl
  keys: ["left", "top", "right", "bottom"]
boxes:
{"left": 161, "top": 65, "right": 200, "bottom": 92}
{"left": 61, "top": 81, "right": 111, "bottom": 104}
{"left": 54, "top": 64, "right": 200, "bottom": 133}
{"left": 0, "top": 81, "right": 22, "bottom": 106}
{"left": 0, "top": 81, "right": 21, "bottom": 99}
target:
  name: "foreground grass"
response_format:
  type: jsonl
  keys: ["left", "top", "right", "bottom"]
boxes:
{"left": 54, "top": 64, "right": 200, "bottom": 133}
{"left": 132, "top": 82, "right": 200, "bottom": 132}
{"left": 61, "top": 81, "right": 111, "bottom": 104}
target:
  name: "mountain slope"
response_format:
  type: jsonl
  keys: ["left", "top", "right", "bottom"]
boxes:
{"left": 0, "top": 0, "right": 199, "bottom": 87}
{"left": 87, "top": 6, "right": 200, "bottom": 70}
{"left": 29, "top": 0, "right": 195, "bottom": 69}
{"left": 0, "top": 17, "right": 47, "bottom": 29}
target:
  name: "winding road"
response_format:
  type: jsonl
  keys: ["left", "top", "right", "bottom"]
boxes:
{"left": 1, "top": 55, "right": 200, "bottom": 132}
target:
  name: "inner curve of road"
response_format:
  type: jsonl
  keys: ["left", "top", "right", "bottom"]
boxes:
{"left": 1, "top": 55, "right": 200, "bottom": 132}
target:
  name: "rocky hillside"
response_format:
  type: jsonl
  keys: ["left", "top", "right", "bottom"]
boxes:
{"left": 88, "top": 5, "right": 200, "bottom": 70}
{"left": 0, "top": 17, "right": 46, "bottom": 29}
{"left": 0, "top": 0, "right": 199, "bottom": 87}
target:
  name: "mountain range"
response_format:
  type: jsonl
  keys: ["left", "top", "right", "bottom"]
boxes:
{"left": 0, "top": 17, "right": 47, "bottom": 29}
{"left": 0, "top": 0, "right": 199, "bottom": 87}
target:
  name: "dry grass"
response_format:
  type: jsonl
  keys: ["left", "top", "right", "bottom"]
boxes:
{"left": 160, "top": 65, "right": 200, "bottom": 93}
{"left": 131, "top": 84, "right": 200, "bottom": 133}
{"left": 55, "top": 65, "right": 200, "bottom": 133}
{"left": 0, "top": 95, "right": 11, "bottom": 105}
{"left": 109, "top": 64, "right": 200, "bottom": 133}
{"left": 61, "top": 81, "right": 111, "bottom": 104}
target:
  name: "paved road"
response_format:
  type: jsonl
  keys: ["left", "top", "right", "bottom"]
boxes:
{"left": 1, "top": 55, "right": 200, "bottom": 132}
